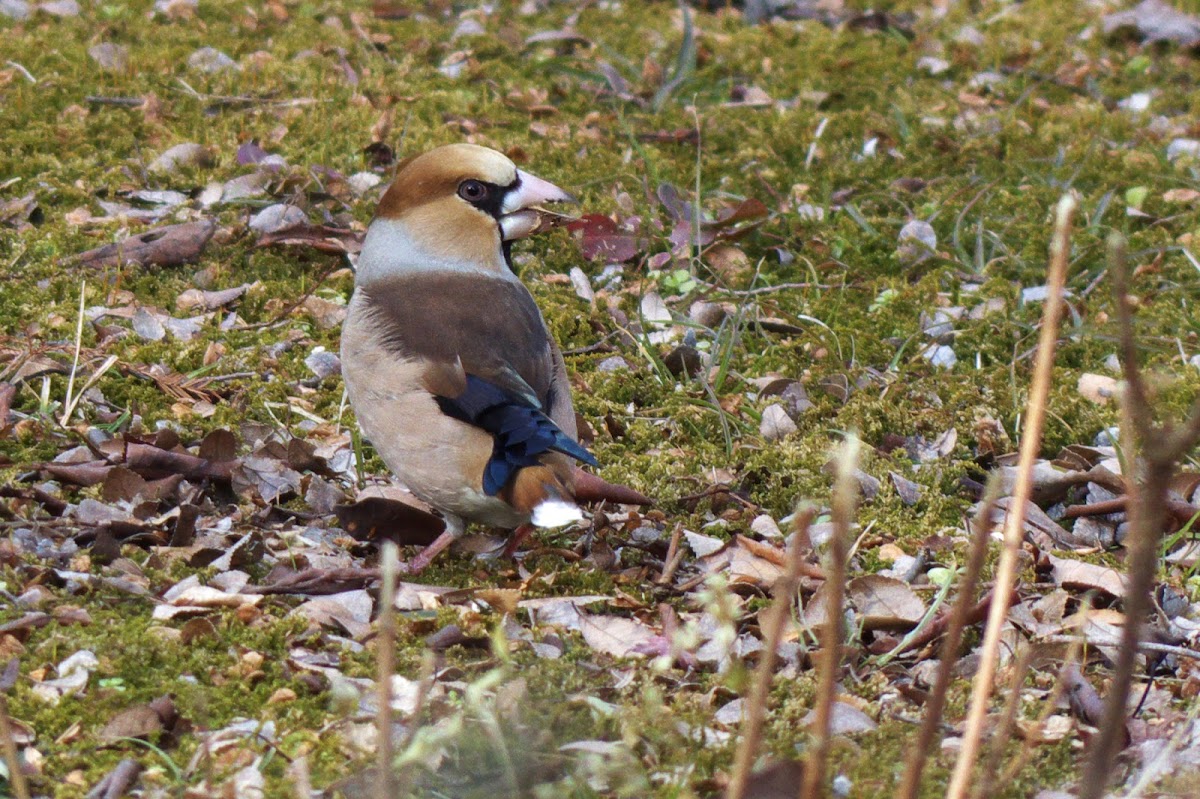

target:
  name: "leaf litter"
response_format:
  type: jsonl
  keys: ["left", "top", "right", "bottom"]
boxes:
{"left": 3, "top": 0, "right": 1200, "bottom": 795}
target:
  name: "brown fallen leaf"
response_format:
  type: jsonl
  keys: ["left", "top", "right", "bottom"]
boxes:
{"left": 572, "top": 468, "right": 652, "bottom": 506}
{"left": 578, "top": 613, "right": 657, "bottom": 658}
{"left": 74, "top": 219, "right": 217, "bottom": 270}
{"left": 802, "top": 700, "right": 878, "bottom": 735}
{"left": 86, "top": 758, "right": 142, "bottom": 799}
{"left": 255, "top": 222, "right": 364, "bottom": 255}
{"left": 98, "top": 696, "right": 182, "bottom": 745}
{"left": 335, "top": 496, "right": 445, "bottom": 546}
{"left": 1059, "top": 662, "right": 1106, "bottom": 727}
{"left": 250, "top": 566, "right": 380, "bottom": 596}
{"left": 846, "top": 575, "right": 926, "bottom": 631}
{"left": 735, "top": 760, "right": 807, "bottom": 799}
{"left": 1048, "top": 554, "right": 1129, "bottom": 598}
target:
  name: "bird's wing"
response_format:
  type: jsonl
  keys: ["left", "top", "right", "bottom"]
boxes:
{"left": 358, "top": 271, "right": 593, "bottom": 495}
{"left": 361, "top": 271, "right": 554, "bottom": 408}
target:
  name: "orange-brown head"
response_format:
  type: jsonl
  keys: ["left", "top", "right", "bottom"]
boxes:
{"left": 358, "top": 144, "right": 575, "bottom": 283}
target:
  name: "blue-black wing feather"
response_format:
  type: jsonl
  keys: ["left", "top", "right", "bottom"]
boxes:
{"left": 435, "top": 374, "right": 597, "bottom": 496}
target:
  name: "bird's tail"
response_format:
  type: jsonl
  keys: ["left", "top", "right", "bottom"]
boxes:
{"left": 501, "top": 464, "right": 583, "bottom": 528}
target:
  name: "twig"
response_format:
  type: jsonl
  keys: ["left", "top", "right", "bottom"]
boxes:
{"left": 1080, "top": 233, "right": 1200, "bottom": 799}
{"left": 86, "top": 758, "right": 141, "bottom": 799}
{"left": 800, "top": 435, "right": 860, "bottom": 799}
{"left": 946, "top": 194, "right": 1076, "bottom": 799}
{"left": 992, "top": 634, "right": 1085, "bottom": 792}
{"left": 726, "top": 508, "right": 816, "bottom": 799}
{"left": 375, "top": 542, "right": 399, "bottom": 799}
{"left": 393, "top": 652, "right": 436, "bottom": 796}
{"left": 720, "top": 282, "right": 833, "bottom": 297}
{"left": 60, "top": 280, "right": 86, "bottom": 427}
{"left": 656, "top": 524, "right": 685, "bottom": 585}
{"left": 4, "top": 61, "right": 35, "bottom": 83}
{"left": 894, "top": 482, "right": 1000, "bottom": 799}
{"left": 0, "top": 696, "right": 30, "bottom": 799}
{"left": 975, "top": 647, "right": 1035, "bottom": 796}
{"left": 1041, "top": 634, "right": 1200, "bottom": 662}
{"left": 85, "top": 96, "right": 146, "bottom": 107}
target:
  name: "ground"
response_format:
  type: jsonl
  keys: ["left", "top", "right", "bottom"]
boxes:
{"left": 2, "top": 0, "right": 1200, "bottom": 797}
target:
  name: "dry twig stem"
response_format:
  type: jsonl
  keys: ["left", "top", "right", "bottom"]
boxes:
{"left": 1079, "top": 234, "right": 1200, "bottom": 799}
{"left": 946, "top": 194, "right": 1076, "bottom": 799}
{"left": 726, "top": 507, "right": 816, "bottom": 799}
{"left": 375, "top": 542, "right": 399, "bottom": 799}
{"left": 0, "top": 696, "right": 30, "bottom": 799}
{"left": 800, "top": 435, "right": 860, "bottom": 799}
{"left": 894, "top": 482, "right": 1000, "bottom": 799}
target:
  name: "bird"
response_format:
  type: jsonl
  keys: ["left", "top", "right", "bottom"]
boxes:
{"left": 340, "top": 143, "right": 596, "bottom": 573}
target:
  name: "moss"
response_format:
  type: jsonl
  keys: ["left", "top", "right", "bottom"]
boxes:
{"left": 3, "top": 0, "right": 1200, "bottom": 794}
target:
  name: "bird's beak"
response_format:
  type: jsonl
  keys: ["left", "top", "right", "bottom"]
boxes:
{"left": 499, "top": 169, "right": 578, "bottom": 241}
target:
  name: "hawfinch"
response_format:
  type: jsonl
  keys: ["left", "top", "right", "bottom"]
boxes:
{"left": 340, "top": 144, "right": 595, "bottom": 572}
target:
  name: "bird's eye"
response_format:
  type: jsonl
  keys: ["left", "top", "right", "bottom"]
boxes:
{"left": 458, "top": 180, "right": 488, "bottom": 203}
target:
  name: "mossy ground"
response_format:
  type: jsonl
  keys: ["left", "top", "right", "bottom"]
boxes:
{"left": 2, "top": 0, "right": 1200, "bottom": 796}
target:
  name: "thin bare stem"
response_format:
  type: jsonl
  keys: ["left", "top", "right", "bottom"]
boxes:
{"left": 376, "top": 542, "right": 399, "bottom": 799}
{"left": 0, "top": 696, "right": 30, "bottom": 799}
{"left": 727, "top": 507, "right": 816, "bottom": 799}
{"left": 975, "top": 647, "right": 1035, "bottom": 797}
{"left": 894, "top": 480, "right": 1000, "bottom": 799}
{"left": 800, "top": 435, "right": 860, "bottom": 799}
{"left": 60, "top": 280, "right": 86, "bottom": 427}
{"left": 1078, "top": 233, "right": 1200, "bottom": 799}
{"left": 946, "top": 194, "right": 1076, "bottom": 799}
{"left": 994, "top": 635, "right": 1084, "bottom": 791}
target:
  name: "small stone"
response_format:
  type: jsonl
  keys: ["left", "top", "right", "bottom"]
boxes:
{"left": 569, "top": 267, "right": 594, "bottom": 303}
{"left": 967, "top": 297, "right": 1005, "bottom": 320}
{"left": 1094, "top": 426, "right": 1120, "bottom": 447}
{"left": 955, "top": 25, "right": 985, "bottom": 46}
{"left": 1168, "top": 139, "right": 1200, "bottom": 161}
{"left": 188, "top": 46, "right": 238, "bottom": 73}
{"left": 896, "top": 219, "right": 937, "bottom": 265}
{"left": 438, "top": 51, "right": 469, "bottom": 79}
{"left": 917, "top": 56, "right": 950, "bottom": 76}
{"left": 760, "top": 404, "right": 797, "bottom": 441}
{"left": 249, "top": 204, "right": 305, "bottom": 235}
{"left": 268, "top": 688, "right": 297, "bottom": 705}
{"left": 0, "top": 1, "right": 31, "bottom": 20}
{"left": 920, "top": 307, "right": 963, "bottom": 342}
{"left": 304, "top": 348, "right": 341, "bottom": 380}
{"left": 889, "top": 472, "right": 922, "bottom": 505}
{"left": 131, "top": 308, "right": 166, "bottom": 341}
{"left": 346, "top": 172, "right": 382, "bottom": 196}
{"left": 750, "top": 514, "right": 783, "bottom": 539}
{"left": 920, "top": 343, "right": 956, "bottom": 370}
{"left": 796, "top": 203, "right": 825, "bottom": 221}
{"left": 1078, "top": 373, "right": 1118, "bottom": 405}
{"left": 452, "top": 18, "right": 485, "bottom": 38}
{"left": 87, "top": 42, "right": 128, "bottom": 72}
{"left": 149, "top": 143, "right": 212, "bottom": 174}
{"left": 596, "top": 356, "right": 629, "bottom": 373}
{"left": 1118, "top": 92, "right": 1153, "bottom": 113}
{"left": 969, "top": 71, "right": 1005, "bottom": 90}
{"left": 780, "top": 382, "right": 814, "bottom": 420}
{"left": 221, "top": 172, "right": 271, "bottom": 203}
{"left": 38, "top": 0, "right": 78, "bottom": 16}
{"left": 1021, "top": 285, "right": 1075, "bottom": 304}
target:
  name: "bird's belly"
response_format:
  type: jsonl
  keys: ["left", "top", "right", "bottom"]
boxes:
{"left": 341, "top": 332, "right": 527, "bottom": 528}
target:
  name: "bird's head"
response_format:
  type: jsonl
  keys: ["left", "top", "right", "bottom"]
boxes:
{"left": 359, "top": 143, "right": 575, "bottom": 281}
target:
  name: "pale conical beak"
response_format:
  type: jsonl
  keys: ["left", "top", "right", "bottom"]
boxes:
{"left": 498, "top": 169, "right": 578, "bottom": 241}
